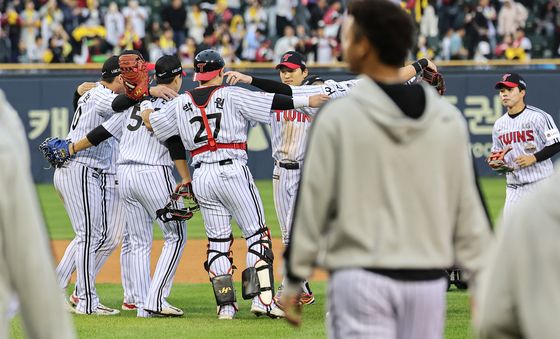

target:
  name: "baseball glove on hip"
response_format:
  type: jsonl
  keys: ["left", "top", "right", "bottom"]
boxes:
{"left": 39, "top": 137, "right": 72, "bottom": 168}
{"left": 487, "top": 146, "right": 514, "bottom": 174}
{"left": 422, "top": 67, "right": 446, "bottom": 95}
{"left": 119, "top": 54, "right": 149, "bottom": 101}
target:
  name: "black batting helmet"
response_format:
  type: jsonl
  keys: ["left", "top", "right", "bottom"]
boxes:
{"left": 193, "top": 49, "right": 225, "bottom": 81}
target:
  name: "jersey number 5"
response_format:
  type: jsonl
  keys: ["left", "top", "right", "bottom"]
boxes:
{"left": 190, "top": 113, "right": 222, "bottom": 143}
{"left": 127, "top": 106, "right": 160, "bottom": 131}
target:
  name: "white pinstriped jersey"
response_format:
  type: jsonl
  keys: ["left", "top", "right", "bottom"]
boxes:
{"left": 270, "top": 79, "right": 359, "bottom": 162}
{"left": 106, "top": 139, "right": 119, "bottom": 175}
{"left": 491, "top": 105, "right": 560, "bottom": 184}
{"left": 150, "top": 86, "right": 275, "bottom": 165}
{"left": 102, "top": 97, "right": 174, "bottom": 167}
{"left": 66, "top": 83, "right": 119, "bottom": 170}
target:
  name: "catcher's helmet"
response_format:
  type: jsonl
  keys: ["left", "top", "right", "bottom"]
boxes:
{"left": 193, "top": 49, "right": 225, "bottom": 81}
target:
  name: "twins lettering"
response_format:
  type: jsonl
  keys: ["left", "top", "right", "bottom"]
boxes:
{"left": 274, "top": 110, "right": 312, "bottom": 123}
{"left": 498, "top": 130, "right": 534, "bottom": 145}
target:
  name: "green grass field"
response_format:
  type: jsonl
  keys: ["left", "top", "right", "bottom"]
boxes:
{"left": 12, "top": 178, "right": 505, "bottom": 338}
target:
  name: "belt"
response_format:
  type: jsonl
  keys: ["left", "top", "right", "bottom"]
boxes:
{"left": 194, "top": 158, "right": 233, "bottom": 169}
{"left": 190, "top": 142, "right": 247, "bottom": 157}
{"left": 275, "top": 161, "right": 300, "bottom": 170}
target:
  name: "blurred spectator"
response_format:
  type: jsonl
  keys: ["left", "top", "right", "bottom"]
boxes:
{"left": 323, "top": 1, "right": 342, "bottom": 38}
{"left": 450, "top": 26, "right": 468, "bottom": 59}
{"left": 83, "top": 0, "right": 102, "bottom": 27}
{"left": 148, "top": 36, "right": 163, "bottom": 62}
{"left": 145, "top": 20, "right": 162, "bottom": 47}
{"left": 307, "top": 0, "right": 328, "bottom": 30}
{"left": 195, "top": 29, "right": 215, "bottom": 55}
{"left": 27, "top": 35, "right": 46, "bottom": 62}
{"left": 511, "top": 27, "right": 532, "bottom": 59}
{"left": 40, "top": 0, "right": 63, "bottom": 48}
{"left": 495, "top": 33, "right": 514, "bottom": 58}
{"left": 179, "top": 36, "right": 197, "bottom": 65}
{"left": 415, "top": 35, "right": 435, "bottom": 60}
{"left": 314, "top": 24, "right": 337, "bottom": 63}
{"left": 441, "top": 28, "right": 453, "bottom": 61}
{"left": 122, "top": 0, "right": 147, "bottom": 39}
{"left": 275, "top": 0, "right": 296, "bottom": 37}
{"left": 294, "top": 24, "right": 311, "bottom": 59}
{"left": 187, "top": 3, "right": 208, "bottom": 44}
{"left": 420, "top": 1, "right": 438, "bottom": 44}
{"left": 274, "top": 25, "right": 298, "bottom": 61}
{"left": 160, "top": 27, "right": 177, "bottom": 55}
{"left": 213, "top": 0, "right": 234, "bottom": 26}
{"left": 60, "top": 0, "right": 88, "bottom": 36}
{"left": 255, "top": 38, "right": 273, "bottom": 61}
{"left": 498, "top": 0, "right": 528, "bottom": 37}
{"left": 119, "top": 19, "right": 142, "bottom": 51}
{"left": 20, "top": 0, "right": 40, "bottom": 53}
{"left": 474, "top": 35, "right": 492, "bottom": 61}
{"left": 227, "top": 0, "right": 242, "bottom": 15}
{"left": 244, "top": 0, "right": 267, "bottom": 35}
{"left": 1, "top": 4, "right": 22, "bottom": 62}
{"left": 104, "top": 2, "right": 124, "bottom": 50}
{"left": 242, "top": 27, "right": 264, "bottom": 60}
{"left": 161, "top": 0, "right": 187, "bottom": 48}
{"left": 0, "top": 29, "right": 10, "bottom": 62}
{"left": 217, "top": 31, "right": 237, "bottom": 63}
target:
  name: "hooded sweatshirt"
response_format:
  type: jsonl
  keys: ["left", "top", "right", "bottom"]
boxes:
{"left": 284, "top": 75, "right": 493, "bottom": 293}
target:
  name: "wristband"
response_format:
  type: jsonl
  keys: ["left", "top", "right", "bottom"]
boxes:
{"left": 140, "top": 100, "right": 153, "bottom": 112}
{"left": 293, "top": 96, "right": 310, "bottom": 108}
{"left": 412, "top": 58, "right": 429, "bottom": 73}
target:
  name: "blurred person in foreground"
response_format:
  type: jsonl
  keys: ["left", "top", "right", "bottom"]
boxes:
{"left": 0, "top": 89, "right": 75, "bottom": 338}
{"left": 478, "top": 167, "right": 560, "bottom": 339}
{"left": 279, "top": 1, "right": 494, "bottom": 338}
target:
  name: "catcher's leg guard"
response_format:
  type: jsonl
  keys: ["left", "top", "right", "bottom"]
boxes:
{"left": 245, "top": 227, "right": 275, "bottom": 305}
{"left": 204, "top": 235, "right": 237, "bottom": 308}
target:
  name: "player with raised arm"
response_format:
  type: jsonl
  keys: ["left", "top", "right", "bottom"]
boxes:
{"left": 223, "top": 51, "right": 443, "bottom": 305}
{"left": 142, "top": 49, "right": 327, "bottom": 320}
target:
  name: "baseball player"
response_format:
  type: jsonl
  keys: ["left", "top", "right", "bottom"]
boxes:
{"left": 60, "top": 55, "right": 189, "bottom": 317}
{"left": 53, "top": 55, "right": 126, "bottom": 315}
{"left": 142, "top": 49, "right": 327, "bottom": 320}
{"left": 478, "top": 168, "right": 560, "bottom": 339}
{"left": 0, "top": 89, "right": 76, "bottom": 338}
{"left": 279, "top": 2, "right": 493, "bottom": 338}
{"left": 490, "top": 73, "right": 560, "bottom": 214}
{"left": 56, "top": 54, "right": 180, "bottom": 312}
{"left": 225, "top": 52, "right": 441, "bottom": 305}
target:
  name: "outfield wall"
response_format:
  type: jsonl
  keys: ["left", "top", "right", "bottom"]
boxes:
{"left": 1, "top": 67, "right": 559, "bottom": 183}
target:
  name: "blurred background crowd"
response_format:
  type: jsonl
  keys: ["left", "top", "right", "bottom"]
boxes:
{"left": 0, "top": 0, "right": 558, "bottom": 65}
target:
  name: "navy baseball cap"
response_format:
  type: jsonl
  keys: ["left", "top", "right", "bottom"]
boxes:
{"left": 101, "top": 55, "right": 121, "bottom": 79}
{"left": 495, "top": 73, "right": 527, "bottom": 90}
{"left": 155, "top": 55, "right": 186, "bottom": 79}
{"left": 276, "top": 51, "right": 306, "bottom": 70}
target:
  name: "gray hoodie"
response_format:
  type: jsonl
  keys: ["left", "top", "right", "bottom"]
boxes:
{"left": 285, "top": 75, "right": 493, "bottom": 294}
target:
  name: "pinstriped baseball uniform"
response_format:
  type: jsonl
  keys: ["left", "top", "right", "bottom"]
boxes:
{"left": 103, "top": 97, "right": 186, "bottom": 317}
{"left": 491, "top": 104, "right": 560, "bottom": 213}
{"left": 54, "top": 83, "right": 119, "bottom": 314}
{"left": 150, "top": 85, "right": 280, "bottom": 315}
{"left": 271, "top": 79, "right": 359, "bottom": 246}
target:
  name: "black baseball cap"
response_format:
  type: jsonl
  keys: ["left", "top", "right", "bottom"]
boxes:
{"left": 101, "top": 55, "right": 121, "bottom": 79}
{"left": 155, "top": 55, "right": 186, "bottom": 79}
{"left": 276, "top": 51, "right": 306, "bottom": 70}
{"left": 495, "top": 73, "right": 527, "bottom": 90}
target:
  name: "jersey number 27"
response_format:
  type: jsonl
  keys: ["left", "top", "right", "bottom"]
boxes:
{"left": 190, "top": 113, "right": 222, "bottom": 143}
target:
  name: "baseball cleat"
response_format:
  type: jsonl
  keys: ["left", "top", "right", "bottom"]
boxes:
{"left": 250, "top": 304, "right": 285, "bottom": 319}
{"left": 74, "top": 304, "right": 120, "bottom": 316}
{"left": 217, "top": 305, "right": 237, "bottom": 320}
{"left": 299, "top": 293, "right": 315, "bottom": 305}
{"left": 145, "top": 305, "right": 184, "bottom": 317}
{"left": 121, "top": 303, "right": 137, "bottom": 311}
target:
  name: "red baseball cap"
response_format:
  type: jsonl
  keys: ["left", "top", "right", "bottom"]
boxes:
{"left": 495, "top": 73, "right": 527, "bottom": 90}
{"left": 276, "top": 51, "right": 306, "bottom": 70}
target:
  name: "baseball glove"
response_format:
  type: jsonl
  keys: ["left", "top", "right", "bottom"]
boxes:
{"left": 422, "top": 67, "right": 446, "bottom": 95}
{"left": 156, "top": 182, "right": 199, "bottom": 222}
{"left": 487, "top": 146, "right": 514, "bottom": 174}
{"left": 119, "top": 54, "right": 149, "bottom": 101}
{"left": 39, "top": 137, "right": 72, "bottom": 168}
